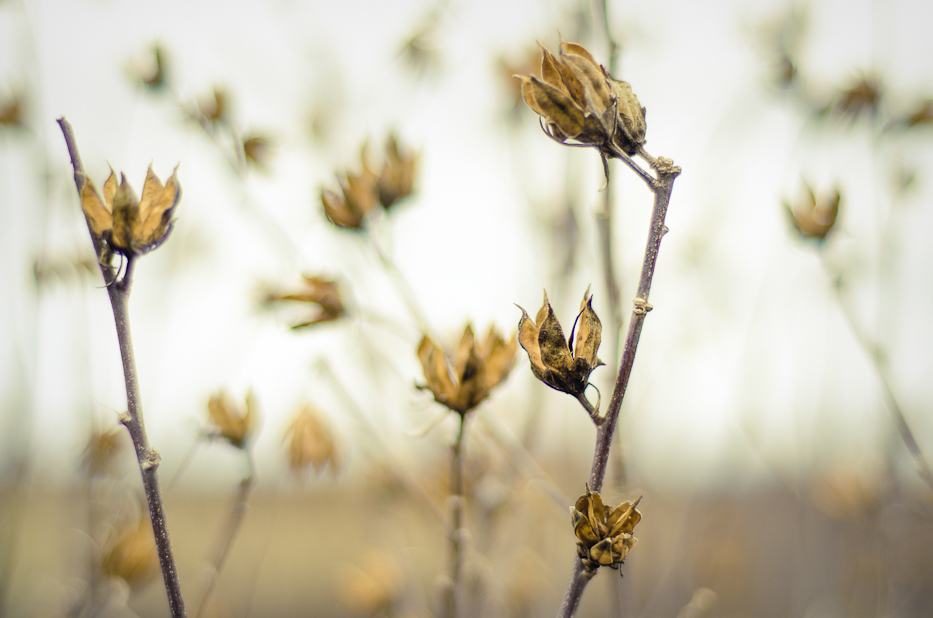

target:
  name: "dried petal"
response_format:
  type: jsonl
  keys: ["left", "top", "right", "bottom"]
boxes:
{"left": 540, "top": 43, "right": 584, "bottom": 104}
{"left": 110, "top": 174, "right": 138, "bottom": 252}
{"left": 80, "top": 178, "right": 113, "bottom": 237}
{"left": 418, "top": 335, "right": 459, "bottom": 407}
{"left": 322, "top": 187, "right": 364, "bottom": 229}
{"left": 571, "top": 289, "right": 603, "bottom": 369}
{"left": 589, "top": 538, "right": 616, "bottom": 566}
{"left": 519, "top": 75, "right": 587, "bottom": 138}
{"left": 377, "top": 135, "right": 416, "bottom": 209}
{"left": 132, "top": 165, "right": 181, "bottom": 254}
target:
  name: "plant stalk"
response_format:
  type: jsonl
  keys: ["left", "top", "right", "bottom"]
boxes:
{"left": 58, "top": 117, "right": 188, "bottom": 618}
{"left": 195, "top": 455, "right": 254, "bottom": 618}
{"left": 557, "top": 153, "right": 679, "bottom": 618}
{"left": 444, "top": 415, "right": 467, "bottom": 618}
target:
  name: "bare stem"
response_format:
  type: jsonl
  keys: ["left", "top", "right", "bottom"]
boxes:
{"left": 315, "top": 360, "right": 449, "bottom": 530}
{"left": 195, "top": 453, "right": 255, "bottom": 618}
{"left": 365, "top": 225, "right": 432, "bottom": 335}
{"left": 58, "top": 117, "right": 188, "bottom": 618}
{"left": 825, "top": 264, "right": 933, "bottom": 494}
{"left": 443, "top": 415, "right": 467, "bottom": 618}
{"left": 594, "top": 0, "right": 624, "bottom": 366}
{"left": 557, "top": 152, "right": 680, "bottom": 618}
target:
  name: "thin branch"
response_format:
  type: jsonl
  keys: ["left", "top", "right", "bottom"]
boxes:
{"left": 476, "top": 412, "right": 570, "bottom": 510}
{"left": 315, "top": 360, "right": 450, "bottom": 530}
{"left": 557, "top": 151, "right": 680, "bottom": 618}
{"left": 826, "top": 267, "right": 933, "bottom": 494}
{"left": 58, "top": 117, "right": 188, "bottom": 618}
{"left": 195, "top": 453, "right": 255, "bottom": 618}
{"left": 365, "top": 225, "right": 432, "bottom": 336}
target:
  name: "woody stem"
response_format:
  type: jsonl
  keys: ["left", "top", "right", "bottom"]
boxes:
{"left": 58, "top": 118, "right": 188, "bottom": 618}
{"left": 822, "top": 257, "right": 933, "bottom": 494}
{"left": 557, "top": 154, "right": 679, "bottom": 618}
{"left": 365, "top": 225, "right": 432, "bottom": 336}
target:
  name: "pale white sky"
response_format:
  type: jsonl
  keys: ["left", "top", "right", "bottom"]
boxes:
{"left": 2, "top": 0, "right": 932, "bottom": 492}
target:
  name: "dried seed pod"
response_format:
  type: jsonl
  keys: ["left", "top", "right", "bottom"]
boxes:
{"left": 377, "top": 134, "right": 417, "bottom": 209}
{"left": 515, "top": 38, "right": 646, "bottom": 155}
{"left": 417, "top": 324, "right": 516, "bottom": 415}
{"left": 80, "top": 164, "right": 181, "bottom": 258}
{"left": 571, "top": 486, "right": 642, "bottom": 572}
{"left": 517, "top": 288, "right": 603, "bottom": 400}
{"left": 266, "top": 275, "right": 345, "bottom": 328}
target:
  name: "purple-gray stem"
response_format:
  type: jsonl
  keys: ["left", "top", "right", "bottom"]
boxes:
{"left": 557, "top": 152, "right": 679, "bottom": 618}
{"left": 58, "top": 117, "right": 188, "bottom": 618}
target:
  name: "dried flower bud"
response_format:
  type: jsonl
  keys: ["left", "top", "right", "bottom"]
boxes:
{"left": 515, "top": 38, "right": 646, "bottom": 155}
{"left": 82, "top": 426, "right": 125, "bottom": 477}
{"left": 571, "top": 486, "right": 641, "bottom": 572}
{"left": 207, "top": 389, "right": 257, "bottom": 448}
{"left": 284, "top": 405, "right": 339, "bottom": 476}
{"left": 243, "top": 134, "right": 274, "bottom": 167}
{"left": 266, "top": 275, "right": 345, "bottom": 328}
{"left": 199, "top": 87, "right": 228, "bottom": 123}
{"left": 377, "top": 134, "right": 417, "bottom": 209}
{"left": 517, "top": 288, "right": 603, "bottom": 403}
{"left": 417, "top": 324, "right": 517, "bottom": 415}
{"left": 101, "top": 515, "right": 159, "bottom": 589}
{"left": 785, "top": 183, "right": 840, "bottom": 241}
{"left": 80, "top": 164, "right": 181, "bottom": 258}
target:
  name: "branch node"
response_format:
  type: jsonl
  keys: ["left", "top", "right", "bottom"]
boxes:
{"left": 654, "top": 156, "right": 681, "bottom": 177}
{"left": 142, "top": 449, "right": 162, "bottom": 471}
{"left": 117, "top": 411, "right": 132, "bottom": 425}
{"left": 633, "top": 297, "right": 653, "bottom": 315}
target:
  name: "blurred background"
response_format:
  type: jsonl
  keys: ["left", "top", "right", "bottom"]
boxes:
{"left": 2, "top": 0, "right": 933, "bottom": 616}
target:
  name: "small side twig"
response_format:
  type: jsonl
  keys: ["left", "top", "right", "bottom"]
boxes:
{"left": 58, "top": 117, "right": 188, "bottom": 618}
{"left": 195, "top": 453, "right": 255, "bottom": 618}
{"left": 365, "top": 225, "right": 432, "bottom": 336}
{"left": 557, "top": 151, "right": 680, "bottom": 618}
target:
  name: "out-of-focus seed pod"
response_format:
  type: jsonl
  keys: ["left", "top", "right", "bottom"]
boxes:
{"left": 417, "top": 324, "right": 516, "bottom": 415}
{"left": 101, "top": 515, "right": 160, "bottom": 589}
{"left": 785, "top": 183, "right": 840, "bottom": 242}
